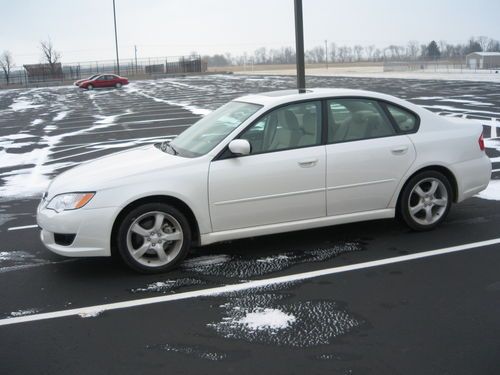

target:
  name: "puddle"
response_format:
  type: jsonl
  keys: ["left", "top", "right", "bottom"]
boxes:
{"left": 208, "top": 292, "right": 365, "bottom": 347}
{"left": 183, "top": 242, "right": 362, "bottom": 279}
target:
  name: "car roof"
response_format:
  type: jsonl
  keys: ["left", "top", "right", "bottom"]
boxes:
{"left": 236, "top": 88, "right": 412, "bottom": 108}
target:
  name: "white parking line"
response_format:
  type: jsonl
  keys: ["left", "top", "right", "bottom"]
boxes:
{"left": 7, "top": 225, "right": 38, "bottom": 231}
{"left": 1, "top": 237, "right": 499, "bottom": 327}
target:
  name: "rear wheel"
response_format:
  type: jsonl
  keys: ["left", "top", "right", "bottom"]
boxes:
{"left": 115, "top": 82, "right": 122, "bottom": 88}
{"left": 399, "top": 171, "right": 452, "bottom": 231}
{"left": 116, "top": 203, "right": 191, "bottom": 273}
{"left": 87, "top": 84, "right": 94, "bottom": 90}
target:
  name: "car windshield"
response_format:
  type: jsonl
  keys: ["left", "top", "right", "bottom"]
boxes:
{"left": 167, "top": 101, "right": 262, "bottom": 157}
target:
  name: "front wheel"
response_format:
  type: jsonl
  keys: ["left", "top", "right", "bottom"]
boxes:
{"left": 115, "top": 82, "right": 122, "bottom": 88}
{"left": 399, "top": 171, "right": 452, "bottom": 231}
{"left": 116, "top": 203, "right": 191, "bottom": 273}
{"left": 87, "top": 84, "right": 94, "bottom": 90}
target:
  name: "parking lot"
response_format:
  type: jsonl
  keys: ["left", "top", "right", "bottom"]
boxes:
{"left": 1, "top": 74, "right": 500, "bottom": 374}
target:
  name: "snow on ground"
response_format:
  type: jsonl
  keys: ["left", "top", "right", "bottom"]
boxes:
{"left": 236, "top": 307, "right": 296, "bottom": 331}
{"left": 209, "top": 292, "right": 364, "bottom": 347}
{"left": 476, "top": 180, "right": 500, "bottom": 201}
{"left": 235, "top": 66, "right": 500, "bottom": 82}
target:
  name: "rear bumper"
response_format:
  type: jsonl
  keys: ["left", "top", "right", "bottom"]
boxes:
{"left": 37, "top": 205, "right": 117, "bottom": 257}
{"left": 453, "top": 154, "right": 491, "bottom": 202}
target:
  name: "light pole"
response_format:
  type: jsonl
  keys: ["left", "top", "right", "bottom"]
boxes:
{"left": 113, "top": 0, "right": 120, "bottom": 75}
{"left": 294, "top": 0, "right": 305, "bottom": 93}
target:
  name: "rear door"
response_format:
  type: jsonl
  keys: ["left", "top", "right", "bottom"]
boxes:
{"left": 325, "top": 98, "right": 417, "bottom": 216}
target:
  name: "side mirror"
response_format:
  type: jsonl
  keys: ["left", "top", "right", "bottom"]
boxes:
{"left": 228, "top": 139, "right": 251, "bottom": 156}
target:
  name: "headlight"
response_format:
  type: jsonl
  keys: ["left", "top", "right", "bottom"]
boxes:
{"left": 46, "top": 192, "right": 95, "bottom": 213}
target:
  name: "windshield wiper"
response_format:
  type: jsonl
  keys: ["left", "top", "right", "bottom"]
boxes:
{"left": 159, "top": 141, "right": 178, "bottom": 155}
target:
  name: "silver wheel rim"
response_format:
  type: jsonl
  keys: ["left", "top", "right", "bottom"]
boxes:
{"left": 88, "top": 85, "right": 93, "bottom": 90}
{"left": 126, "top": 211, "right": 183, "bottom": 268}
{"left": 116, "top": 83, "right": 121, "bottom": 88}
{"left": 408, "top": 177, "right": 448, "bottom": 226}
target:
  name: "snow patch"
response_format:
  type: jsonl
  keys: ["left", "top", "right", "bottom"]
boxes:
{"left": 53, "top": 111, "right": 70, "bottom": 121}
{"left": 30, "top": 119, "right": 44, "bottom": 126}
{"left": 9, "top": 97, "right": 43, "bottom": 112}
{"left": 237, "top": 308, "right": 296, "bottom": 331}
{"left": 9, "top": 308, "right": 40, "bottom": 317}
{"left": 476, "top": 180, "right": 500, "bottom": 201}
{"left": 79, "top": 309, "right": 103, "bottom": 318}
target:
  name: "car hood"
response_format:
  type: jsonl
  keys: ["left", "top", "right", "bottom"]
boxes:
{"left": 48, "top": 145, "right": 193, "bottom": 196}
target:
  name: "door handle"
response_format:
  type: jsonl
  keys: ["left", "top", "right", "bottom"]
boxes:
{"left": 391, "top": 146, "right": 408, "bottom": 155}
{"left": 298, "top": 158, "right": 318, "bottom": 168}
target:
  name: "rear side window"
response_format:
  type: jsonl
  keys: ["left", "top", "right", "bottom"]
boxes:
{"left": 328, "top": 99, "right": 395, "bottom": 143}
{"left": 386, "top": 104, "right": 418, "bottom": 133}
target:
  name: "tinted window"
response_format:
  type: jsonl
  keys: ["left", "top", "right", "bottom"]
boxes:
{"left": 328, "top": 99, "right": 395, "bottom": 143}
{"left": 239, "top": 101, "right": 322, "bottom": 154}
{"left": 386, "top": 104, "right": 418, "bottom": 132}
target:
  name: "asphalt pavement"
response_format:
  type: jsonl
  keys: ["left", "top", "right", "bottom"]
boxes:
{"left": 0, "top": 75, "right": 499, "bottom": 375}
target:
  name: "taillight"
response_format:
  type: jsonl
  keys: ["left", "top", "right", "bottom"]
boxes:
{"left": 478, "top": 133, "right": 485, "bottom": 151}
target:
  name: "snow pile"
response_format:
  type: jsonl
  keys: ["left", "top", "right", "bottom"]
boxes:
{"left": 209, "top": 293, "right": 365, "bottom": 347}
{"left": 237, "top": 308, "right": 296, "bottom": 331}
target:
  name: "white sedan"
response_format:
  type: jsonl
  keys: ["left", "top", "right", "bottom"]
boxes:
{"left": 37, "top": 89, "right": 491, "bottom": 273}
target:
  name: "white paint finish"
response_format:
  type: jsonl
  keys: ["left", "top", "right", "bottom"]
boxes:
{"left": 209, "top": 146, "right": 326, "bottom": 231}
{"left": 2, "top": 237, "right": 500, "bottom": 327}
{"left": 200, "top": 209, "right": 393, "bottom": 245}
{"left": 36, "top": 89, "right": 491, "bottom": 258}
{"left": 7, "top": 224, "right": 38, "bottom": 231}
{"left": 326, "top": 136, "right": 416, "bottom": 215}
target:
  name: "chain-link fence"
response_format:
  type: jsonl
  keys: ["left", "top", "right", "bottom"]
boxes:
{"left": 383, "top": 60, "right": 500, "bottom": 74}
{"left": 0, "top": 55, "right": 207, "bottom": 88}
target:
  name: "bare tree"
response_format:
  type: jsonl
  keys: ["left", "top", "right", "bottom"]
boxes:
{"left": 353, "top": 45, "right": 363, "bottom": 61}
{"left": 0, "top": 50, "right": 14, "bottom": 85}
{"left": 477, "top": 36, "right": 489, "bottom": 52}
{"left": 365, "top": 45, "right": 375, "bottom": 61}
{"left": 407, "top": 41, "right": 419, "bottom": 60}
{"left": 40, "top": 38, "right": 61, "bottom": 74}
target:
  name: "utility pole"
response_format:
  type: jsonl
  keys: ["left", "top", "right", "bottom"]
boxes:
{"left": 325, "top": 40, "right": 328, "bottom": 69}
{"left": 134, "top": 45, "right": 138, "bottom": 74}
{"left": 294, "top": 0, "right": 305, "bottom": 93}
{"left": 113, "top": 0, "right": 120, "bottom": 75}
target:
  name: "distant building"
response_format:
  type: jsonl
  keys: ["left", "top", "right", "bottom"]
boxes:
{"left": 466, "top": 52, "right": 500, "bottom": 69}
{"left": 23, "top": 63, "right": 63, "bottom": 82}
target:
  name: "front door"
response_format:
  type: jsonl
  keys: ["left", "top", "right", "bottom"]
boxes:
{"left": 209, "top": 100, "right": 326, "bottom": 232}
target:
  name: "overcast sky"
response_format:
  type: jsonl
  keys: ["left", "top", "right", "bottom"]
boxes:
{"left": 1, "top": 0, "right": 499, "bottom": 64}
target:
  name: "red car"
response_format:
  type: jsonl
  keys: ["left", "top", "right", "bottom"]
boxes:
{"left": 74, "top": 74, "right": 100, "bottom": 86}
{"left": 79, "top": 74, "right": 129, "bottom": 90}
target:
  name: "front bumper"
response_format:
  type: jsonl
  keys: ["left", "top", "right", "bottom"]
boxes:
{"left": 37, "top": 205, "right": 118, "bottom": 257}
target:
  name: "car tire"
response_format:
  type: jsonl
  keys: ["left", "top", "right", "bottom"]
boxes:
{"left": 399, "top": 170, "right": 452, "bottom": 231}
{"left": 87, "top": 84, "right": 94, "bottom": 90}
{"left": 116, "top": 203, "right": 191, "bottom": 273}
{"left": 115, "top": 82, "right": 122, "bottom": 88}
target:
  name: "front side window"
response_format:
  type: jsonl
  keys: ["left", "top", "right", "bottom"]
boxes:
{"left": 386, "top": 104, "right": 418, "bottom": 132}
{"left": 239, "top": 101, "right": 322, "bottom": 154}
{"left": 169, "top": 101, "right": 261, "bottom": 157}
{"left": 328, "top": 99, "right": 395, "bottom": 143}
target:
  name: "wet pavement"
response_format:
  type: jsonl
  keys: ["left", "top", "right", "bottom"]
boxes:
{"left": 0, "top": 75, "right": 499, "bottom": 374}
